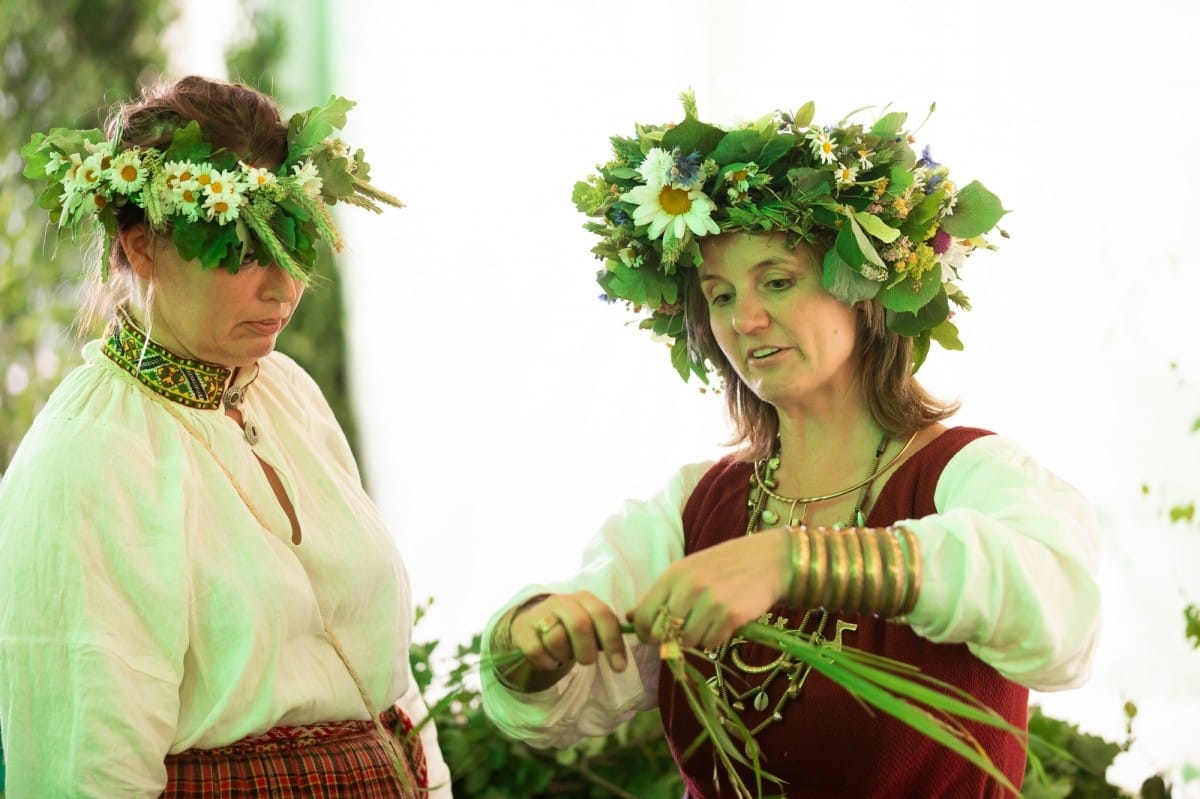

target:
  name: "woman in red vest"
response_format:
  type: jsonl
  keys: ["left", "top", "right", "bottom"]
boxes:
{"left": 480, "top": 95, "right": 1101, "bottom": 798}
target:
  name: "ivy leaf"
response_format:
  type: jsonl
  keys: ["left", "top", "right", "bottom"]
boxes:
{"left": 941, "top": 180, "right": 1008, "bottom": 238}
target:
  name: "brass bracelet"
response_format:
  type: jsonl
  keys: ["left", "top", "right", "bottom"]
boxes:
{"left": 489, "top": 593, "right": 550, "bottom": 692}
{"left": 895, "top": 525, "right": 923, "bottom": 616}
{"left": 808, "top": 525, "right": 828, "bottom": 611}
{"left": 843, "top": 529, "right": 865, "bottom": 614}
{"left": 880, "top": 527, "right": 906, "bottom": 618}
{"left": 825, "top": 527, "right": 849, "bottom": 610}
{"left": 786, "top": 525, "right": 810, "bottom": 608}
{"left": 859, "top": 528, "right": 883, "bottom": 615}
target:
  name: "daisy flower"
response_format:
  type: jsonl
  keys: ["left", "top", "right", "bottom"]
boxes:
{"left": 621, "top": 182, "right": 720, "bottom": 241}
{"left": 162, "top": 160, "right": 198, "bottom": 189}
{"left": 205, "top": 169, "right": 243, "bottom": 198}
{"left": 108, "top": 150, "right": 147, "bottom": 194}
{"left": 192, "top": 163, "right": 220, "bottom": 192}
{"left": 170, "top": 179, "right": 204, "bottom": 221}
{"left": 292, "top": 159, "right": 323, "bottom": 198}
{"left": 834, "top": 163, "right": 858, "bottom": 186}
{"left": 241, "top": 163, "right": 278, "bottom": 190}
{"left": 203, "top": 186, "right": 244, "bottom": 224}
{"left": 806, "top": 127, "right": 837, "bottom": 164}
{"left": 67, "top": 151, "right": 108, "bottom": 193}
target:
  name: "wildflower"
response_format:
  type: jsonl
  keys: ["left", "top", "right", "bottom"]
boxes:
{"left": 807, "top": 127, "right": 838, "bottom": 164}
{"left": 622, "top": 182, "right": 720, "bottom": 241}
{"left": 108, "top": 150, "right": 147, "bottom": 194}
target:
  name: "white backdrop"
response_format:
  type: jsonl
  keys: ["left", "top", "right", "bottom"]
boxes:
{"left": 174, "top": 0, "right": 1200, "bottom": 792}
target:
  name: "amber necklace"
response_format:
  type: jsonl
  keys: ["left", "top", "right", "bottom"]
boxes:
{"left": 707, "top": 430, "right": 917, "bottom": 737}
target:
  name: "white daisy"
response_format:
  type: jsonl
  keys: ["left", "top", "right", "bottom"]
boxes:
{"left": 834, "top": 163, "right": 858, "bottom": 186}
{"left": 108, "top": 150, "right": 147, "bottom": 194}
{"left": 203, "top": 187, "right": 243, "bottom": 224}
{"left": 171, "top": 179, "right": 204, "bottom": 221}
{"left": 292, "top": 159, "right": 323, "bottom": 198}
{"left": 205, "top": 169, "right": 244, "bottom": 198}
{"left": 622, "top": 182, "right": 720, "bottom": 241}
{"left": 162, "top": 160, "right": 200, "bottom": 188}
{"left": 807, "top": 128, "right": 838, "bottom": 165}
{"left": 241, "top": 163, "right": 277, "bottom": 190}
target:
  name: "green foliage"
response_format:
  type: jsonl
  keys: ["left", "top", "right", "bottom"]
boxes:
{"left": 411, "top": 617, "right": 683, "bottom": 799}
{"left": 0, "top": 0, "right": 173, "bottom": 473}
{"left": 0, "top": 0, "right": 361, "bottom": 474}
{"left": 410, "top": 607, "right": 1174, "bottom": 799}
{"left": 1022, "top": 705, "right": 1174, "bottom": 799}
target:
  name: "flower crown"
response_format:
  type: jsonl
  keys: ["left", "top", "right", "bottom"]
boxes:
{"left": 21, "top": 95, "right": 402, "bottom": 282}
{"left": 572, "top": 92, "right": 1008, "bottom": 382}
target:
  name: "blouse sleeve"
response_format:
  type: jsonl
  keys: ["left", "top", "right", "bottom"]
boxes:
{"left": 0, "top": 414, "right": 186, "bottom": 797}
{"left": 479, "top": 460, "right": 712, "bottom": 749}
{"left": 901, "top": 434, "right": 1102, "bottom": 691}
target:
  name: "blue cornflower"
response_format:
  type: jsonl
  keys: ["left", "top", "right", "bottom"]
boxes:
{"left": 608, "top": 207, "right": 631, "bottom": 226}
{"left": 672, "top": 150, "right": 703, "bottom": 189}
{"left": 919, "top": 145, "right": 940, "bottom": 169}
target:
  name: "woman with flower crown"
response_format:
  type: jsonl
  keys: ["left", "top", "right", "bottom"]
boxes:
{"left": 479, "top": 94, "right": 1101, "bottom": 798}
{"left": 0, "top": 76, "right": 451, "bottom": 797}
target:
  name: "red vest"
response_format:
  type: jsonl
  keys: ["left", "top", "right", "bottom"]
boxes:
{"left": 659, "top": 427, "right": 1029, "bottom": 798}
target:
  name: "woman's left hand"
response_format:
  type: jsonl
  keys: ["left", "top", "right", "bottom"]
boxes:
{"left": 628, "top": 527, "right": 792, "bottom": 651}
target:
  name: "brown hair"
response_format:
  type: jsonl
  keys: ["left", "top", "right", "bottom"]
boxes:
{"left": 78, "top": 75, "right": 288, "bottom": 335}
{"left": 683, "top": 237, "right": 959, "bottom": 462}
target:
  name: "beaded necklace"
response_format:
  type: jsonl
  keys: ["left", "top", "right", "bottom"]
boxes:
{"left": 706, "top": 431, "right": 916, "bottom": 737}
{"left": 102, "top": 306, "right": 263, "bottom": 444}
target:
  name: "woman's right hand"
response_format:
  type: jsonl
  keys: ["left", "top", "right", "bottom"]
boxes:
{"left": 500, "top": 592, "right": 629, "bottom": 689}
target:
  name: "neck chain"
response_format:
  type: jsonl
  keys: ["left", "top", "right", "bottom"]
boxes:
{"left": 102, "top": 306, "right": 263, "bottom": 444}
{"left": 707, "top": 430, "right": 915, "bottom": 739}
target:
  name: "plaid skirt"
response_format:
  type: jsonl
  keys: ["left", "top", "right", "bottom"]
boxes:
{"left": 161, "top": 706, "right": 428, "bottom": 799}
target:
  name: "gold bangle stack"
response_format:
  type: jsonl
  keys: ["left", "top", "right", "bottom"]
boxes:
{"left": 785, "top": 526, "right": 921, "bottom": 618}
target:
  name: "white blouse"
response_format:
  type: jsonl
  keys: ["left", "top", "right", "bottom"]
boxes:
{"left": 479, "top": 434, "right": 1102, "bottom": 750}
{"left": 0, "top": 340, "right": 452, "bottom": 797}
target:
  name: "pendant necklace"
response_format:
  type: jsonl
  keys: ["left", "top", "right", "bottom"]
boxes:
{"left": 222, "top": 364, "right": 262, "bottom": 445}
{"left": 707, "top": 429, "right": 917, "bottom": 737}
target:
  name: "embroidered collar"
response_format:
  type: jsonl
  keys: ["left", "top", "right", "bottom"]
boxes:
{"left": 101, "top": 306, "right": 232, "bottom": 410}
